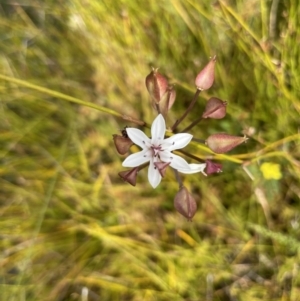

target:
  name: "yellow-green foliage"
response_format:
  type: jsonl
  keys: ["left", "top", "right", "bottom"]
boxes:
{"left": 0, "top": 0, "right": 299, "bottom": 300}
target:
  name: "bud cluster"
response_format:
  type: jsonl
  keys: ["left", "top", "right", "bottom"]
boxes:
{"left": 113, "top": 55, "right": 248, "bottom": 220}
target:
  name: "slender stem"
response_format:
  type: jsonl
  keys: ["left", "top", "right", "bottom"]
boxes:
{"left": 180, "top": 116, "right": 203, "bottom": 133}
{"left": 174, "top": 169, "right": 183, "bottom": 189}
{"left": 235, "top": 133, "right": 300, "bottom": 159}
{"left": 176, "top": 149, "right": 204, "bottom": 163}
{"left": 155, "top": 103, "right": 161, "bottom": 114}
{"left": 171, "top": 89, "right": 201, "bottom": 131}
{"left": 192, "top": 137, "right": 206, "bottom": 144}
{"left": 0, "top": 74, "right": 148, "bottom": 127}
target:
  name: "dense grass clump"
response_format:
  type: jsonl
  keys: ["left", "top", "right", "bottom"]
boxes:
{"left": 0, "top": 1, "right": 299, "bottom": 300}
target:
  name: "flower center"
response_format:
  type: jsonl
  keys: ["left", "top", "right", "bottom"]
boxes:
{"left": 151, "top": 144, "right": 162, "bottom": 157}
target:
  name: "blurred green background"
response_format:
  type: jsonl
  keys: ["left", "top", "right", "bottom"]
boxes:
{"left": 0, "top": 0, "right": 299, "bottom": 300}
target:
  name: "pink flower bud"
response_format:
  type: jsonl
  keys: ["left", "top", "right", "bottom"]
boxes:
{"left": 205, "top": 160, "right": 222, "bottom": 175}
{"left": 145, "top": 68, "right": 168, "bottom": 103}
{"left": 159, "top": 85, "right": 176, "bottom": 116}
{"left": 206, "top": 133, "right": 248, "bottom": 154}
{"left": 202, "top": 97, "right": 227, "bottom": 119}
{"left": 174, "top": 186, "right": 197, "bottom": 221}
{"left": 154, "top": 162, "right": 170, "bottom": 177}
{"left": 118, "top": 168, "right": 139, "bottom": 186}
{"left": 113, "top": 134, "right": 133, "bottom": 155}
{"left": 195, "top": 55, "right": 216, "bottom": 91}
{"left": 166, "top": 85, "right": 176, "bottom": 110}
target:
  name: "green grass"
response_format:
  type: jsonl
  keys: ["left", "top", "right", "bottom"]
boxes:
{"left": 0, "top": 0, "right": 299, "bottom": 300}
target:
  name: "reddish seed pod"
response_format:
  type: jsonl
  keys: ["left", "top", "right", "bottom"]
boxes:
{"left": 206, "top": 133, "right": 248, "bottom": 154}
{"left": 202, "top": 97, "right": 227, "bottom": 119}
{"left": 145, "top": 68, "right": 169, "bottom": 103}
{"left": 174, "top": 186, "right": 197, "bottom": 221}
{"left": 195, "top": 55, "right": 216, "bottom": 91}
{"left": 118, "top": 168, "right": 139, "bottom": 186}
{"left": 113, "top": 134, "right": 133, "bottom": 155}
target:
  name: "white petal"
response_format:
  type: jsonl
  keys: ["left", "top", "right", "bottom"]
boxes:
{"left": 151, "top": 114, "right": 165, "bottom": 145}
{"left": 148, "top": 159, "right": 162, "bottom": 188}
{"left": 126, "top": 128, "right": 150, "bottom": 149}
{"left": 161, "top": 133, "right": 193, "bottom": 151}
{"left": 160, "top": 151, "right": 190, "bottom": 170}
{"left": 177, "top": 163, "right": 207, "bottom": 175}
{"left": 122, "top": 150, "right": 150, "bottom": 167}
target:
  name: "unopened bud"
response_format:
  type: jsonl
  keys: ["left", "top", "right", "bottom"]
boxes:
{"left": 202, "top": 97, "right": 227, "bottom": 119}
{"left": 145, "top": 68, "right": 168, "bottom": 103}
{"left": 154, "top": 162, "right": 170, "bottom": 177}
{"left": 195, "top": 55, "right": 216, "bottom": 91}
{"left": 205, "top": 160, "right": 222, "bottom": 175}
{"left": 113, "top": 134, "right": 133, "bottom": 155}
{"left": 166, "top": 85, "right": 176, "bottom": 110}
{"left": 174, "top": 186, "right": 197, "bottom": 221}
{"left": 206, "top": 133, "right": 248, "bottom": 154}
{"left": 159, "top": 85, "right": 176, "bottom": 116}
{"left": 118, "top": 168, "right": 139, "bottom": 186}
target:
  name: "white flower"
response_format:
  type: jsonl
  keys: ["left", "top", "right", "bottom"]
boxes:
{"left": 122, "top": 114, "right": 206, "bottom": 188}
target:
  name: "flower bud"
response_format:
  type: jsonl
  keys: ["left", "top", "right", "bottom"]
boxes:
{"left": 145, "top": 68, "right": 168, "bottom": 103}
{"left": 118, "top": 168, "right": 139, "bottom": 186}
{"left": 195, "top": 55, "right": 216, "bottom": 91}
{"left": 206, "top": 133, "right": 248, "bottom": 154}
{"left": 174, "top": 186, "right": 197, "bottom": 221}
{"left": 202, "top": 97, "right": 227, "bottom": 119}
{"left": 205, "top": 160, "right": 222, "bottom": 175}
{"left": 166, "top": 85, "right": 176, "bottom": 110}
{"left": 113, "top": 135, "right": 133, "bottom": 155}
{"left": 159, "top": 85, "right": 176, "bottom": 116}
{"left": 154, "top": 162, "right": 170, "bottom": 177}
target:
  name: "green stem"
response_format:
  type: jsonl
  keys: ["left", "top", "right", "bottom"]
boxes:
{"left": 0, "top": 74, "right": 148, "bottom": 127}
{"left": 232, "top": 133, "right": 300, "bottom": 160}
{"left": 188, "top": 140, "right": 244, "bottom": 164}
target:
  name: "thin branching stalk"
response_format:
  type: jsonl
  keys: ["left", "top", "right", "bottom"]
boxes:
{"left": 171, "top": 89, "right": 201, "bottom": 131}
{"left": 180, "top": 116, "right": 203, "bottom": 133}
